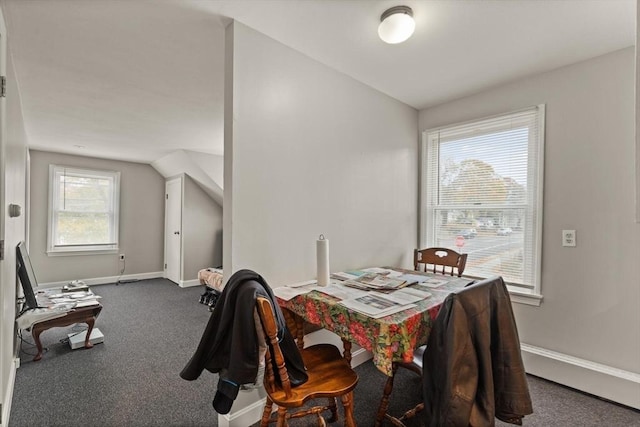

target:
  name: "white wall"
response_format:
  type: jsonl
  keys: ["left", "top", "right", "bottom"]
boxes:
{"left": 28, "top": 150, "right": 166, "bottom": 284}
{"left": 224, "top": 22, "right": 418, "bottom": 286}
{"left": 419, "top": 47, "right": 640, "bottom": 407}
{"left": 636, "top": 0, "right": 639, "bottom": 223}
{"left": 1, "top": 26, "right": 28, "bottom": 425}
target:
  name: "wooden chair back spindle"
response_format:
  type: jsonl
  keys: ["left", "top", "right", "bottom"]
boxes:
{"left": 414, "top": 247, "right": 467, "bottom": 277}
{"left": 256, "top": 297, "right": 293, "bottom": 397}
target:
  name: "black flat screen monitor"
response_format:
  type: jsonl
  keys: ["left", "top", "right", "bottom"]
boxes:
{"left": 16, "top": 241, "right": 39, "bottom": 311}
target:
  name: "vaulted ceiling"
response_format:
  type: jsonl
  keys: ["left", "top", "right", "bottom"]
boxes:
{"left": 3, "top": 0, "right": 635, "bottom": 164}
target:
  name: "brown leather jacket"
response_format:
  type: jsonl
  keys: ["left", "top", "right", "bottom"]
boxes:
{"left": 422, "top": 276, "right": 533, "bottom": 426}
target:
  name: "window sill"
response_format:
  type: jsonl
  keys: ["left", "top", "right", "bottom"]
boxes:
{"left": 462, "top": 275, "right": 543, "bottom": 307}
{"left": 506, "top": 287, "right": 543, "bottom": 306}
{"left": 47, "top": 248, "right": 119, "bottom": 257}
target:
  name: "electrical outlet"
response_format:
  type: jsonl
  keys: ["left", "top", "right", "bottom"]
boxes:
{"left": 562, "top": 230, "right": 576, "bottom": 247}
{"left": 119, "top": 254, "right": 126, "bottom": 261}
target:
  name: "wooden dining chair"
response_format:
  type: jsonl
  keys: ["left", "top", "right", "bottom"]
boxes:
{"left": 413, "top": 247, "right": 467, "bottom": 277}
{"left": 256, "top": 297, "right": 359, "bottom": 427}
{"left": 374, "top": 247, "right": 467, "bottom": 426}
{"left": 281, "top": 307, "right": 324, "bottom": 351}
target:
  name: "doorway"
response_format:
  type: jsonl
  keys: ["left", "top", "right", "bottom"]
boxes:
{"left": 164, "top": 176, "right": 182, "bottom": 284}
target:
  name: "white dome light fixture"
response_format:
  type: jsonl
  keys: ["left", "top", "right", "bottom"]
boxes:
{"left": 378, "top": 6, "right": 415, "bottom": 44}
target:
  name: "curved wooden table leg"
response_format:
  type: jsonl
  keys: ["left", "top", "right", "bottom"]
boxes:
{"left": 32, "top": 326, "right": 45, "bottom": 362}
{"left": 84, "top": 317, "right": 95, "bottom": 349}
{"left": 28, "top": 305, "right": 102, "bottom": 361}
{"left": 374, "top": 362, "right": 399, "bottom": 427}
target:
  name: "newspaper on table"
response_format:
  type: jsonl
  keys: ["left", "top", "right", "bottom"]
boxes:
{"left": 16, "top": 308, "right": 69, "bottom": 330}
{"left": 331, "top": 268, "right": 403, "bottom": 281}
{"left": 361, "top": 267, "right": 404, "bottom": 277}
{"left": 396, "top": 273, "right": 434, "bottom": 285}
{"left": 273, "top": 280, "right": 319, "bottom": 301}
{"left": 371, "top": 286, "right": 431, "bottom": 305}
{"left": 274, "top": 279, "right": 345, "bottom": 301}
{"left": 415, "top": 277, "right": 450, "bottom": 288}
{"left": 315, "top": 282, "right": 369, "bottom": 300}
{"left": 339, "top": 293, "right": 416, "bottom": 319}
{"left": 342, "top": 272, "right": 408, "bottom": 291}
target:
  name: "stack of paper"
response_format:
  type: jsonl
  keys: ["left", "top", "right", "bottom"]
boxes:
{"left": 339, "top": 295, "right": 414, "bottom": 318}
{"left": 39, "top": 289, "right": 101, "bottom": 309}
{"left": 339, "top": 287, "right": 431, "bottom": 319}
{"left": 342, "top": 272, "right": 408, "bottom": 291}
{"left": 16, "top": 307, "right": 69, "bottom": 330}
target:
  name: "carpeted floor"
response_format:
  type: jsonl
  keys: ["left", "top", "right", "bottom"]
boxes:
{"left": 9, "top": 278, "right": 640, "bottom": 426}
{"left": 10, "top": 279, "right": 217, "bottom": 427}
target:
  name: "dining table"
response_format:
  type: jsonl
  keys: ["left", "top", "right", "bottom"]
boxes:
{"left": 277, "top": 268, "right": 473, "bottom": 376}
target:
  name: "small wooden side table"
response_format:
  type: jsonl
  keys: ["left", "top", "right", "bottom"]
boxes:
{"left": 31, "top": 304, "right": 103, "bottom": 361}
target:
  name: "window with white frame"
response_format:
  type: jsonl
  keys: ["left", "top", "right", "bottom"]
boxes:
{"left": 421, "top": 105, "right": 545, "bottom": 297}
{"left": 48, "top": 165, "right": 120, "bottom": 254}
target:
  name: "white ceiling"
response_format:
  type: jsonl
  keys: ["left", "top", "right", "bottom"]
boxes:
{"left": 2, "top": 0, "right": 636, "bottom": 164}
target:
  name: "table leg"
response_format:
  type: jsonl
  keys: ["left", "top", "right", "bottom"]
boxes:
{"left": 84, "top": 317, "right": 95, "bottom": 349}
{"left": 341, "top": 339, "right": 352, "bottom": 364}
{"left": 32, "top": 327, "right": 44, "bottom": 362}
{"left": 374, "top": 362, "right": 399, "bottom": 426}
{"left": 30, "top": 314, "right": 97, "bottom": 361}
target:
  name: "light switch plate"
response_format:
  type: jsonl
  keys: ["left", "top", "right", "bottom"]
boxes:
{"left": 562, "top": 230, "right": 576, "bottom": 247}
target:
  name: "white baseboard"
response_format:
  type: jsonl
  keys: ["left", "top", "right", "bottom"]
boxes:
{"left": 178, "top": 279, "right": 201, "bottom": 288}
{"left": 350, "top": 347, "right": 373, "bottom": 368}
{"left": 218, "top": 388, "right": 267, "bottom": 427}
{"left": 521, "top": 343, "right": 640, "bottom": 410}
{"left": 38, "top": 271, "right": 164, "bottom": 288}
{"left": 1, "top": 358, "right": 19, "bottom": 427}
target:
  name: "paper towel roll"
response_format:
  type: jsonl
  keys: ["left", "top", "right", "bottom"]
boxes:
{"left": 316, "top": 234, "right": 330, "bottom": 286}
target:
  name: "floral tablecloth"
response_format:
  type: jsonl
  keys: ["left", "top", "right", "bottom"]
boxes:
{"left": 278, "top": 273, "right": 471, "bottom": 376}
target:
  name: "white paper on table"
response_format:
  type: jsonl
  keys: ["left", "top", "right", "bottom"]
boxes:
{"left": 274, "top": 286, "right": 313, "bottom": 301}
{"left": 372, "top": 287, "right": 431, "bottom": 305}
{"left": 287, "top": 279, "right": 318, "bottom": 288}
{"left": 397, "top": 273, "right": 431, "bottom": 284}
{"left": 399, "top": 286, "right": 433, "bottom": 299}
{"left": 371, "top": 303, "right": 416, "bottom": 318}
{"left": 274, "top": 279, "right": 327, "bottom": 300}
{"left": 340, "top": 298, "right": 416, "bottom": 318}
{"left": 78, "top": 295, "right": 102, "bottom": 301}
{"left": 315, "top": 281, "right": 369, "bottom": 300}
{"left": 418, "top": 277, "right": 450, "bottom": 288}
{"left": 339, "top": 293, "right": 404, "bottom": 315}
{"left": 362, "top": 267, "right": 403, "bottom": 277}
{"left": 331, "top": 272, "right": 360, "bottom": 281}
{"left": 16, "top": 309, "right": 69, "bottom": 330}
{"left": 67, "top": 292, "right": 92, "bottom": 298}
{"left": 50, "top": 298, "right": 75, "bottom": 304}
{"left": 74, "top": 300, "right": 100, "bottom": 308}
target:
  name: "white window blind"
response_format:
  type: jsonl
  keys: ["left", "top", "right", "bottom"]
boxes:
{"left": 48, "top": 165, "right": 120, "bottom": 254}
{"left": 421, "top": 105, "right": 545, "bottom": 293}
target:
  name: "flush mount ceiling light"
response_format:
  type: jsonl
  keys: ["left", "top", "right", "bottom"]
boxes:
{"left": 378, "top": 5, "right": 415, "bottom": 44}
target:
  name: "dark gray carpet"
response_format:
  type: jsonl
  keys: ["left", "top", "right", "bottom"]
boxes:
{"left": 10, "top": 279, "right": 217, "bottom": 427}
{"left": 347, "top": 363, "right": 640, "bottom": 427}
{"left": 10, "top": 278, "right": 640, "bottom": 427}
